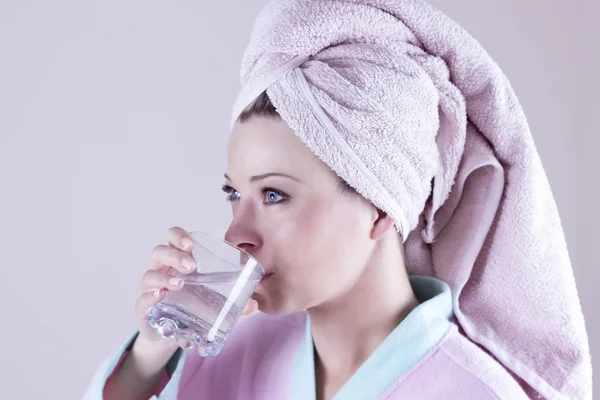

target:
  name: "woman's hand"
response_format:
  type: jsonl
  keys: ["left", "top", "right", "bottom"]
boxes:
{"left": 135, "top": 226, "right": 259, "bottom": 351}
{"left": 104, "top": 227, "right": 259, "bottom": 399}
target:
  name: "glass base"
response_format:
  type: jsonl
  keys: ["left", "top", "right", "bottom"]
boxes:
{"left": 147, "top": 303, "right": 226, "bottom": 357}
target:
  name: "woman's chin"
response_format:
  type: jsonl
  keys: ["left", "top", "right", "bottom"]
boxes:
{"left": 252, "top": 293, "right": 298, "bottom": 316}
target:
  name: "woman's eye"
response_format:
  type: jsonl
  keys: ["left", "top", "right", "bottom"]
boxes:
{"left": 263, "top": 189, "right": 286, "bottom": 204}
{"left": 222, "top": 185, "right": 240, "bottom": 202}
{"left": 227, "top": 191, "right": 241, "bottom": 201}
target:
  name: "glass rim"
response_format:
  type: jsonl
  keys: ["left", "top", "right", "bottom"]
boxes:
{"left": 188, "top": 230, "right": 265, "bottom": 274}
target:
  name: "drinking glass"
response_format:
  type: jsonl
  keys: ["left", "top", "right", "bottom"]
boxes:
{"left": 147, "top": 231, "right": 264, "bottom": 357}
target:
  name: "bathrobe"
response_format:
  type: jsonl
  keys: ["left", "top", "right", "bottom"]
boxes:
{"left": 84, "top": 276, "right": 530, "bottom": 399}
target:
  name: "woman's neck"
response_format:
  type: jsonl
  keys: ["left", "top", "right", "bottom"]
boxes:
{"left": 307, "top": 236, "right": 419, "bottom": 399}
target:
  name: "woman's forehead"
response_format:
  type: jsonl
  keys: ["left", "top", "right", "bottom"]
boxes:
{"left": 227, "top": 117, "right": 334, "bottom": 184}
{"left": 229, "top": 118, "right": 313, "bottom": 167}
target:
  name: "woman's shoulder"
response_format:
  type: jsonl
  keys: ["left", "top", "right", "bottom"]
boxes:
{"left": 387, "top": 323, "right": 532, "bottom": 399}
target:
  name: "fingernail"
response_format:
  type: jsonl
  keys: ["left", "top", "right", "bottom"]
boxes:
{"left": 182, "top": 238, "right": 194, "bottom": 250}
{"left": 154, "top": 288, "right": 162, "bottom": 298}
{"left": 181, "top": 257, "right": 196, "bottom": 271}
{"left": 169, "top": 277, "right": 182, "bottom": 287}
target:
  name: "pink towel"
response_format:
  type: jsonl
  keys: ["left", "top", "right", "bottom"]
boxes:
{"left": 229, "top": 1, "right": 592, "bottom": 399}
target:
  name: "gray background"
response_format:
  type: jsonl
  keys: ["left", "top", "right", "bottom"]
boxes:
{"left": 0, "top": 1, "right": 597, "bottom": 398}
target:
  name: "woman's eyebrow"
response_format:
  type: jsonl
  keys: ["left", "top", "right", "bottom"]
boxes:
{"left": 223, "top": 172, "right": 302, "bottom": 183}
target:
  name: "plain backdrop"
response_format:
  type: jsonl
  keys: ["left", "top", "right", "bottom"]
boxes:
{"left": 0, "top": 1, "right": 597, "bottom": 399}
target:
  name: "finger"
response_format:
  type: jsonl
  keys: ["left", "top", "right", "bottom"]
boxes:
{"left": 242, "top": 299, "right": 258, "bottom": 315}
{"left": 151, "top": 244, "right": 197, "bottom": 274}
{"left": 139, "top": 269, "right": 184, "bottom": 294}
{"left": 136, "top": 288, "right": 166, "bottom": 321}
{"left": 175, "top": 336, "right": 193, "bottom": 350}
{"left": 167, "top": 227, "right": 195, "bottom": 254}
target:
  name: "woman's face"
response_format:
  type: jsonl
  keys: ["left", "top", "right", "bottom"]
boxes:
{"left": 224, "top": 116, "right": 382, "bottom": 314}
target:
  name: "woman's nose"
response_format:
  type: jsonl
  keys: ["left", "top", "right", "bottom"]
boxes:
{"left": 224, "top": 207, "right": 261, "bottom": 253}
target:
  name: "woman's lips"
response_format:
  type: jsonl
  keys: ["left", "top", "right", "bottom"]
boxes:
{"left": 257, "top": 273, "right": 274, "bottom": 287}
{"left": 261, "top": 272, "right": 274, "bottom": 282}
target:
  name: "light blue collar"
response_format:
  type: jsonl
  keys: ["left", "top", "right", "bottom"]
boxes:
{"left": 290, "top": 275, "right": 453, "bottom": 400}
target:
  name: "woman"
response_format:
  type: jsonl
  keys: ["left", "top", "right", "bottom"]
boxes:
{"left": 87, "top": 92, "right": 526, "bottom": 400}
{"left": 85, "top": 0, "right": 591, "bottom": 399}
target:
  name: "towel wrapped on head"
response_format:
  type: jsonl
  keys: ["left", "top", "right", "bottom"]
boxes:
{"left": 230, "top": 1, "right": 592, "bottom": 399}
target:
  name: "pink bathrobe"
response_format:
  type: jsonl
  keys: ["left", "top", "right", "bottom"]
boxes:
{"left": 84, "top": 276, "right": 531, "bottom": 399}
